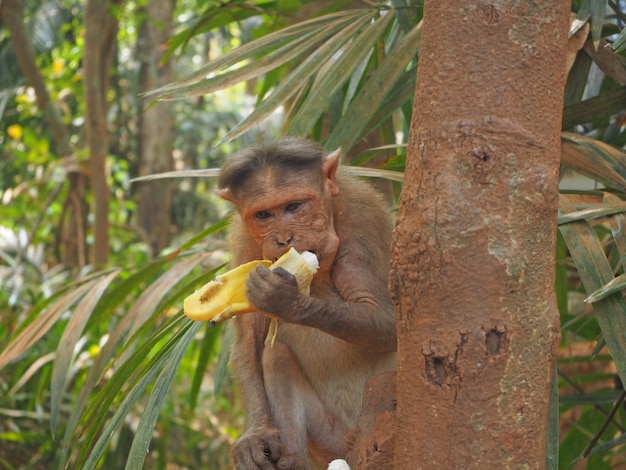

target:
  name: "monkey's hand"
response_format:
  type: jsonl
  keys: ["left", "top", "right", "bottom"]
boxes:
{"left": 232, "top": 425, "right": 296, "bottom": 470}
{"left": 246, "top": 266, "right": 303, "bottom": 319}
{"left": 232, "top": 426, "right": 281, "bottom": 469}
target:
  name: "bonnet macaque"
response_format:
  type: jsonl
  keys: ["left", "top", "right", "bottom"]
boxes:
{"left": 218, "top": 139, "right": 396, "bottom": 469}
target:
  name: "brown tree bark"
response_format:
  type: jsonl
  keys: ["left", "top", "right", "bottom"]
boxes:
{"left": 83, "top": 0, "right": 119, "bottom": 267}
{"left": 389, "top": 1, "right": 569, "bottom": 467}
{"left": 136, "top": 0, "right": 175, "bottom": 257}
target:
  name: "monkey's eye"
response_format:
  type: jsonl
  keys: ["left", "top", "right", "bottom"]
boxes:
{"left": 285, "top": 202, "right": 303, "bottom": 212}
{"left": 254, "top": 210, "right": 272, "bottom": 221}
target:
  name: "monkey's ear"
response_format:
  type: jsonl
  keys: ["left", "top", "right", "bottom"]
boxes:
{"left": 323, "top": 148, "right": 341, "bottom": 195}
{"left": 216, "top": 188, "right": 235, "bottom": 203}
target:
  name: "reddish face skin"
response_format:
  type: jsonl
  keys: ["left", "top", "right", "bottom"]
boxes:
{"left": 227, "top": 167, "right": 340, "bottom": 274}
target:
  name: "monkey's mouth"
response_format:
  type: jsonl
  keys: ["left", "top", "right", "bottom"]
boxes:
{"left": 272, "top": 249, "right": 317, "bottom": 263}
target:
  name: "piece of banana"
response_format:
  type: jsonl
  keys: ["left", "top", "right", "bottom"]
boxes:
{"left": 184, "top": 248, "right": 319, "bottom": 323}
{"left": 270, "top": 248, "right": 319, "bottom": 296}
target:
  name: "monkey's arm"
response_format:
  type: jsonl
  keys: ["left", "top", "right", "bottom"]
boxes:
{"left": 230, "top": 313, "right": 285, "bottom": 468}
{"left": 246, "top": 256, "right": 396, "bottom": 353}
{"left": 231, "top": 313, "right": 271, "bottom": 425}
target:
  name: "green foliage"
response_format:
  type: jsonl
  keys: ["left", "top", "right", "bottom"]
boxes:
{"left": 2, "top": 0, "right": 626, "bottom": 468}
{"left": 147, "top": 4, "right": 423, "bottom": 154}
{"left": 557, "top": 134, "right": 626, "bottom": 467}
{"left": 0, "top": 220, "right": 234, "bottom": 469}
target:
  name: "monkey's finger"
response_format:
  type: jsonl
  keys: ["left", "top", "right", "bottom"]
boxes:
{"left": 277, "top": 455, "right": 308, "bottom": 470}
{"left": 270, "top": 248, "right": 318, "bottom": 295}
{"left": 245, "top": 266, "right": 272, "bottom": 290}
{"left": 252, "top": 264, "right": 272, "bottom": 279}
{"left": 270, "top": 267, "right": 298, "bottom": 285}
{"left": 263, "top": 437, "right": 283, "bottom": 464}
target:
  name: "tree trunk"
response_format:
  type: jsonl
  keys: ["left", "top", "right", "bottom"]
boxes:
{"left": 136, "top": 0, "right": 175, "bottom": 257}
{"left": 389, "top": 1, "right": 569, "bottom": 467}
{"left": 83, "top": 0, "right": 119, "bottom": 267}
{"left": 1, "top": 0, "right": 88, "bottom": 270}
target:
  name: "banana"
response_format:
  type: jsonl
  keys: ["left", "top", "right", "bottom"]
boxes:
{"left": 269, "top": 248, "right": 319, "bottom": 296}
{"left": 184, "top": 248, "right": 319, "bottom": 323}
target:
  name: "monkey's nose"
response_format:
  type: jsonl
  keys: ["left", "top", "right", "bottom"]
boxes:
{"left": 276, "top": 235, "right": 294, "bottom": 247}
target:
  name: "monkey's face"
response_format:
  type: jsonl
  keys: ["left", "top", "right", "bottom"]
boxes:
{"left": 233, "top": 171, "right": 340, "bottom": 274}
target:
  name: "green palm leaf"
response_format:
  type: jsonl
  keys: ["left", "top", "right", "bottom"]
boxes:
{"left": 50, "top": 270, "right": 120, "bottom": 433}
{"left": 561, "top": 132, "right": 626, "bottom": 190}
{"left": 221, "top": 11, "right": 376, "bottom": 142}
{"left": 559, "top": 195, "right": 626, "bottom": 386}
{"left": 146, "top": 10, "right": 368, "bottom": 100}
{"left": 124, "top": 320, "right": 201, "bottom": 470}
{"left": 324, "top": 20, "right": 422, "bottom": 152}
{"left": 286, "top": 11, "right": 395, "bottom": 136}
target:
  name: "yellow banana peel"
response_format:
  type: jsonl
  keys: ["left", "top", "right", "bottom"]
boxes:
{"left": 184, "top": 248, "right": 319, "bottom": 323}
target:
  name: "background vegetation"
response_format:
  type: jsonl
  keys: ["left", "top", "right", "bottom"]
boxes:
{"left": 1, "top": 0, "right": 626, "bottom": 468}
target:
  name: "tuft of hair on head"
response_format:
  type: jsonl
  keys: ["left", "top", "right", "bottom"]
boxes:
{"left": 218, "top": 138, "right": 326, "bottom": 191}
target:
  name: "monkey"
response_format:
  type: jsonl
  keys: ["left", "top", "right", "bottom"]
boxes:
{"left": 217, "top": 138, "right": 396, "bottom": 470}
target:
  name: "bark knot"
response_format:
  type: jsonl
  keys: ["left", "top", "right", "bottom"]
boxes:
{"left": 423, "top": 332, "right": 467, "bottom": 389}
{"left": 477, "top": 4, "right": 500, "bottom": 26}
{"left": 484, "top": 325, "right": 508, "bottom": 356}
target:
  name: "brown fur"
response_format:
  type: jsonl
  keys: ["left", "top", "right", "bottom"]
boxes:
{"left": 220, "top": 139, "right": 396, "bottom": 470}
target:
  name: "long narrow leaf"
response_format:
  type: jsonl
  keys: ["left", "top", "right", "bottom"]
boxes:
{"left": 124, "top": 321, "right": 201, "bottom": 469}
{"left": 165, "top": 4, "right": 285, "bottom": 62}
{"left": 80, "top": 361, "right": 164, "bottom": 470}
{"left": 391, "top": 0, "right": 421, "bottom": 32}
{"left": 583, "top": 194, "right": 626, "bottom": 303}
{"left": 325, "top": 20, "right": 422, "bottom": 152}
{"left": 287, "top": 11, "right": 394, "bottom": 136}
{"left": 122, "top": 253, "right": 212, "bottom": 347}
{"left": 546, "top": 368, "right": 559, "bottom": 470}
{"left": 189, "top": 320, "right": 222, "bottom": 412}
{"left": 221, "top": 12, "right": 375, "bottom": 142}
{"left": 50, "top": 270, "right": 120, "bottom": 434}
{"left": 214, "top": 325, "right": 234, "bottom": 397}
{"left": 342, "top": 166, "right": 405, "bottom": 182}
{"left": 9, "top": 270, "right": 109, "bottom": 338}
{"left": 561, "top": 132, "right": 626, "bottom": 191}
{"left": 562, "top": 86, "right": 626, "bottom": 129}
{"left": 0, "top": 279, "right": 97, "bottom": 370}
{"left": 176, "top": 216, "right": 230, "bottom": 254}
{"left": 582, "top": 426, "right": 626, "bottom": 457}
{"left": 61, "top": 253, "right": 211, "bottom": 455}
{"left": 149, "top": 27, "right": 333, "bottom": 100}
{"left": 557, "top": 202, "right": 626, "bottom": 224}
{"left": 361, "top": 65, "right": 417, "bottom": 137}
{"left": 604, "top": 193, "right": 626, "bottom": 271}
{"left": 559, "top": 195, "right": 626, "bottom": 385}
{"left": 585, "top": 272, "right": 626, "bottom": 303}
{"left": 613, "top": 27, "right": 626, "bottom": 53}
{"left": 72, "top": 313, "right": 189, "bottom": 468}
{"left": 150, "top": 10, "right": 367, "bottom": 95}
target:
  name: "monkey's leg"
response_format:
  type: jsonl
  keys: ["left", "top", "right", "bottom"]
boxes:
{"left": 262, "top": 341, "right": 351, "bottom": 467}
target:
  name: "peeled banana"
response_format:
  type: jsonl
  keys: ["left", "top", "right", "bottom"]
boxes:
{"left": 184, "top": 248, "right": 319, "bottom": 323}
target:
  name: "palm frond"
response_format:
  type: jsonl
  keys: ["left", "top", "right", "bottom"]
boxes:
{"left": 559, "top": 194, "right": 626, "bottom": 387}
{"left": 561, "top": 132, "right": 626, "bottom": 191}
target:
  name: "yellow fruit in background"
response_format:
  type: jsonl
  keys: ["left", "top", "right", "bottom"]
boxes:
{"left": 7, "top": 124, "right": 23, "bottom": 140}
{"left": 52, "top": 58, "right": 65, "bottom": 76}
